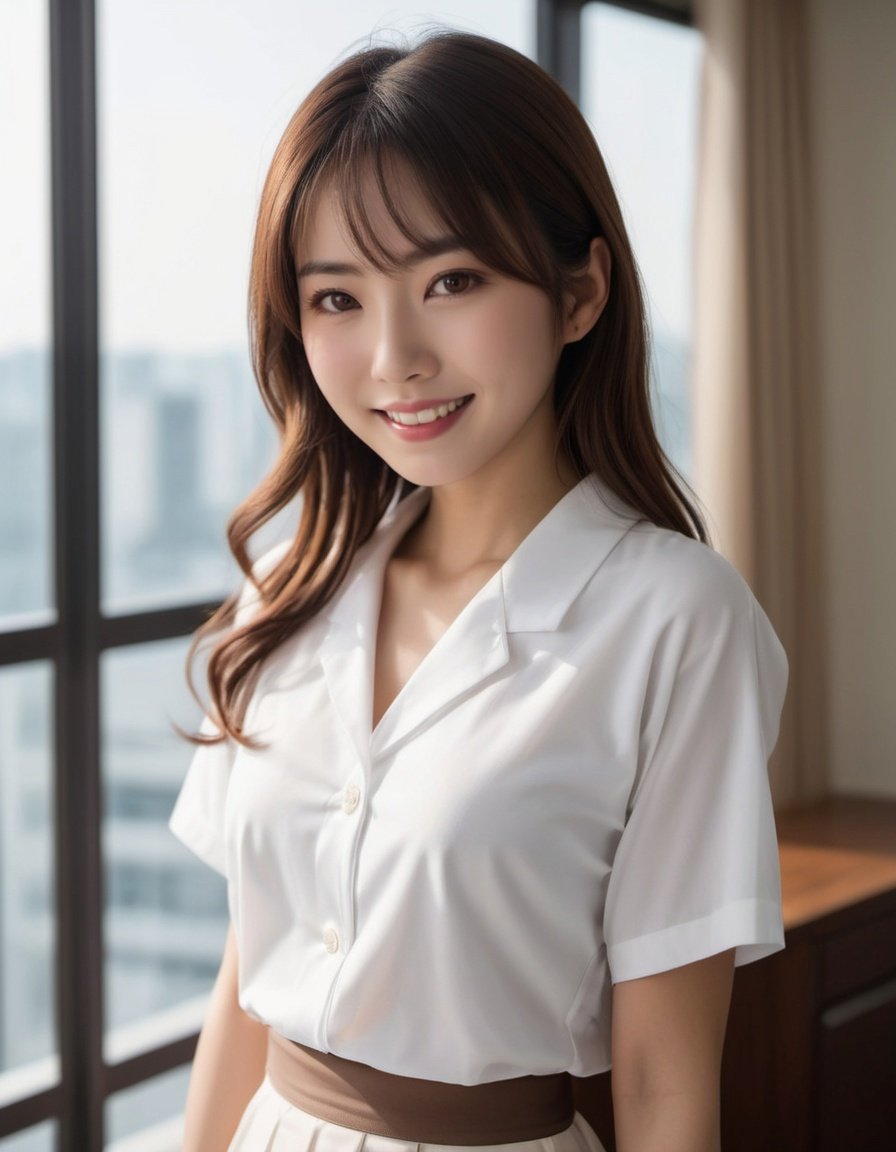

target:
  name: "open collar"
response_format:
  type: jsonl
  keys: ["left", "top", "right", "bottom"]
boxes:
{"left": 318, "top": 475, "right": 642, "bottom": 761}
{"left": 325, "top": 474, "right": 641, "bottom": 631}
{"left": 501, "top": 474, "right": 642, "bottom": 632}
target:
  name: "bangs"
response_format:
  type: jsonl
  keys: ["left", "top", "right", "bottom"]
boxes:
{"left": 294, "top": 119, "right": 561, "bottom": 297}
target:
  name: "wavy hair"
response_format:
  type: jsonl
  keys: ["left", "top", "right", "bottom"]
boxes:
{"left": 181, "top": 28, "right": 709, "bottom": 751}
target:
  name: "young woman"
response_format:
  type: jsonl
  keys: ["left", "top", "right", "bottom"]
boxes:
{"left": 170, "top": 29, "right": 788, "bottom": 1152}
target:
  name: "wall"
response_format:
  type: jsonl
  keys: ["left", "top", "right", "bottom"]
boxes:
{"left": 811, "top": 0, "right": 896, "bottom": 796}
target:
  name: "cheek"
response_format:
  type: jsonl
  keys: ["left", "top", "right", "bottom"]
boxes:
{"left": 302, "top": 329, "right": 363, "bottom": 407}
{"left": 473, "top": 295, "right": 559, "bottom": 380}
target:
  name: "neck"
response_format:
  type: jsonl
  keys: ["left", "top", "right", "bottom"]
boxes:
{"left": 400, "top": 433, "right": 580, "bottom": 575}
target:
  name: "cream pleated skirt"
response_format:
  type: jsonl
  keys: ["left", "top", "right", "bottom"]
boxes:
{"left": 227, "top": 1074, "right": 608, "bottom": 1152}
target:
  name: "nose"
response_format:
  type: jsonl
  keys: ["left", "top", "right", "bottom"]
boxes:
{"left": 370, "top": 304, "right": 439, "bottom": 385}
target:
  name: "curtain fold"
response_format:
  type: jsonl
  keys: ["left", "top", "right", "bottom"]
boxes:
{"left": 692, "top": 0, "right": 827, "bottom": 807}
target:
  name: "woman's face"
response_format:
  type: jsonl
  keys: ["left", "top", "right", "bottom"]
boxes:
{"left": 296, "top": 176, "right": 571, "bottom": 491}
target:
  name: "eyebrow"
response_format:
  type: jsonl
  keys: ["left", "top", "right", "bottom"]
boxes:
{"left": 295, "top": 234, "right": 472, "bottom": 279}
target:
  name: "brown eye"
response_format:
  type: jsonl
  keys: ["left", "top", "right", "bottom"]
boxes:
{"left": 309, "top": 290, "right": 357, "bottom": 313}
{"left": 435, "top": 273, "right": 472, "bottom": 294}
{"left": 324, "top": 292, "right": 356, "bottom": 312}
{"left": 430, "top": 271, "right": 482, "bottom": 296}
{"left": 441, "top": 273, "right": 469, "bottom": 293}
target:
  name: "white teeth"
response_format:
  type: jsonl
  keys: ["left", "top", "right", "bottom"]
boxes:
{"left": 385, "top": 396, "right": 468, "bottom": 425}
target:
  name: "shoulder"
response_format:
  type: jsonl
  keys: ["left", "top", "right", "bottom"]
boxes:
{"left": 551, "top": 479, "right": 770, "bottom": 658}
{"left": 566, "top": 475, "right": 752, "bottom": 620}
{"left": 597, "top": 516, "right": 757, "bottom": 628}
{"left": 603, "top": 522, "right": 787, "bottom": 703}
{"left": 630, "top": 522, "right": 749, "bottom": 603}
{"left": 583, "top": 516, "right": 790, "bottom": 689}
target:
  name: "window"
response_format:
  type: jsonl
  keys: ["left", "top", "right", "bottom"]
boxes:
{"left": 581, "top": 2, "right": 702, "bottom": 478}
{"left": 0, "top": 1, "right": 52, "bottom": 628}
{"left": 0, "top": 4, "right": 58, "bottom": 1150}
{"left": 0, "top": 3, "right": 697, "bottom": 1146}
{"left": 0, "top": 666, "right": 57, "bottom": 1093}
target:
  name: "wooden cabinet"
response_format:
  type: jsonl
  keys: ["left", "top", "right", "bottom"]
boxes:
{"left": 572, "top": 797, "right": 896, "bottom": 1151}
{"left": 723, "top": 797, "right": 896, "bottom": 1151}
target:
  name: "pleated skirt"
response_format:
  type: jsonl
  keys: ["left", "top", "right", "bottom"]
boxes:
{"left": 227, "top": 1074, "right": 608, "bottom": 1152}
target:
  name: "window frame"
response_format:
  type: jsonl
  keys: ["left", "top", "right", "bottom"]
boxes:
{"left": 536, "top": 0, "right": 693, "bottom": 99}
{"left": 0, "top": 0, "right": 693, "bottom": 1145}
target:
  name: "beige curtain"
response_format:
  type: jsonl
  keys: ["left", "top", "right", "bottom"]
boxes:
{"left": 692, "top": 0, "right": 827, "bottom": 808}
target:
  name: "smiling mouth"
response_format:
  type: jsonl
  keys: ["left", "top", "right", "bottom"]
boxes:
{"left": 379, "top": 395, "right": 474, "bottom": 426}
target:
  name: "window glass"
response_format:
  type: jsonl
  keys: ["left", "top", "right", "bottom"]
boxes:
{"left": 104, "top": 1064, "right": 190, "bottom": 1151}
{"left": 0, "top": 1123, "right": 57, "bottom": 1152}
{"left": 97, "top": 0, "right": 534, "bottom": 615}
{"left": 581, "top": 3, "right": 702, "bottom": 479}
{"left": 0, "top": 663, "right": 57, "bottom": 1083}
{"left": 101, "top": 639, "right": 227, "bottom": 1059}
{"left": 0, "top": 0, "right": 53, "bottom": 624}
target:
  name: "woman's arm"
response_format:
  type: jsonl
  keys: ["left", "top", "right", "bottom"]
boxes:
{"left": 610, "top": 948, "right": 736, "bottom": 1152}
{"left": 182, "top": 922, "right": 269, "bottom": 1152}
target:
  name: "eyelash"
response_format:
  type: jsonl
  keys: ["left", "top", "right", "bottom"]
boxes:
{"left": 305, "top": 270, "right": 485, "bottom": 314}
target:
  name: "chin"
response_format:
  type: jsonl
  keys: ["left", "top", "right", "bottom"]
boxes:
{"left": 378, "top": 453, "right": 480, "bottom": 490}
{"left": 388, "top": 464, "right": 466, "bottom": 489}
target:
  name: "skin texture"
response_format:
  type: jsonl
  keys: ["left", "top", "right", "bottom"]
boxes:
{"left": 184, "top": 177, "right": 736, "bottom": 1150}
{"left": 611, "top": 948, "right": 736, "bottom": 1152}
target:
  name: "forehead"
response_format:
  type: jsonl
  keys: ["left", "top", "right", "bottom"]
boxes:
{"left": 297, "top": 166, "right": 448, "bottom": 264}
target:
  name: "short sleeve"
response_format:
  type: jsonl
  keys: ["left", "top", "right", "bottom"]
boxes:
{"left": 168, "top": 540, "right": 291, "bottom": 876}
{"left": 604, "top": 554, "right": 789, "bottom": 983}
{"left": 168, "top": 711, "right": 236, "bottom": 876}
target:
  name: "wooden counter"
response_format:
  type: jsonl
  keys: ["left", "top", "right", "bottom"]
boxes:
{"left": 779, "top": 797, "right": 896, "bottom": 929}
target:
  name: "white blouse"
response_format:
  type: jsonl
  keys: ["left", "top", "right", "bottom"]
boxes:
{"left": 169, "top": 473, "right": 788, "bottom": 1085}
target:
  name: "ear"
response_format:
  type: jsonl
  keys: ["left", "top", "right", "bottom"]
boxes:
{"left": 561, "top": 237, "right": 612, "bottom": 345}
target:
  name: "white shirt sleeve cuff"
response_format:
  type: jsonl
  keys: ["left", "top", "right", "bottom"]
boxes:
{"left": 607, "top": 898, "right": 785, "bottom": 983}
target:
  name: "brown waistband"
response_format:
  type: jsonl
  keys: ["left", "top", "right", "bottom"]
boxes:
{"left": 266, "top": 1029, "right": 576, "bottom": 1145}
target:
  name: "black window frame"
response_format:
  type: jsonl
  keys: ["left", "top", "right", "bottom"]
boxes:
{"left": 0, "top": 0, "right": 692, "bottom": 1145}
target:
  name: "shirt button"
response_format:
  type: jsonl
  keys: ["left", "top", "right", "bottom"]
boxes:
{"left": 322, "top": 926, "right": 340, "bottom": 954}
{"left": 341, "top": 784, "right": 361, "bottom": 814}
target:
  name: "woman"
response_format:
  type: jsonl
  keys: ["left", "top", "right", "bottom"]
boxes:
{"left": 170, "top": 28, "right": 788, "bottom": 1152}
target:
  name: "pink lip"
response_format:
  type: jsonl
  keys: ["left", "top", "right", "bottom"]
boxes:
{"left": 376, "top": 395, "right": 474, "bottom": 441}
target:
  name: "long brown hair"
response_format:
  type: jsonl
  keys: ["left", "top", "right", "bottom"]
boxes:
{"left": 181, "top": 28, "right": 709, "bottom": 751}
